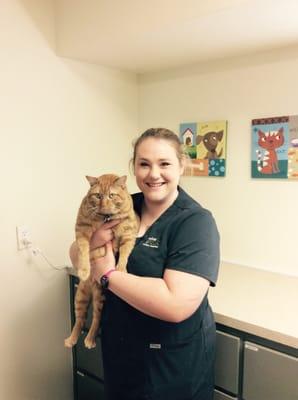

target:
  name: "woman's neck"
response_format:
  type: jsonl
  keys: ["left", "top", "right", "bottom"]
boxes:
{"left": 137, "top": 190, "right": 179, "bottom": 238}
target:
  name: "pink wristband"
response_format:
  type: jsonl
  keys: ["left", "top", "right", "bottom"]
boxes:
{"left": 104, "top": 268, "right": 116, "bottom": 278}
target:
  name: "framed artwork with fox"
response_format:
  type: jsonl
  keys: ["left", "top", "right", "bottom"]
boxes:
{"left": 251, "top": 115, "right": 298, "bottom": 179}
{"left": 179, "top": 120, "right": 227, "bottom": 177}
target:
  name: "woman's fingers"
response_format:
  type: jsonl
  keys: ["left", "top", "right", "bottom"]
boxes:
{"left": 103, "top": 219, "right": 121, "bottom": 229}
{"left": 90, "top": 219, "right": 120, "bottom": 248}
{"left": 105, "top": 240, "right": 113, "bottom": 254}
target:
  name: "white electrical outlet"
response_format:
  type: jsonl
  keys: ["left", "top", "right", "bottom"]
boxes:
{"left": 16, "top": 226, "right": 31, "bottom": 250}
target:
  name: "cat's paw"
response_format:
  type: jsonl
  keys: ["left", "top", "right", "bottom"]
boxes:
{"left": 84, "top": 336, "right": 96, "bottom": 349}
{"left": 116, "top": 262, "right": 127, "bottom": 273}
{"left": 78, "top": 268, "right": 90, "bottom": 281}
{"left": 64, "top": 336, "right": 77, "bottom": 348}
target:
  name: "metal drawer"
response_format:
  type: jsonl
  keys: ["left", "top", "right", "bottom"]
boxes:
{"left": 243, "top": 341, "right": 298, "bottom": 400}
{"left": 215, "top": 330, "right": 241, "bottom": 395}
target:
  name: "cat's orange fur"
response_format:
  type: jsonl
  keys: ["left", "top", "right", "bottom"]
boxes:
{"left": 64, "top": 174, "right": 139, "bottom": 349}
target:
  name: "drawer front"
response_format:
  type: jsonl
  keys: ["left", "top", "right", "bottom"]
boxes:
{"left": 215, "top": 331, "right": 241, "bottom": 395}
{"left": 75, "top": 332, "right": 104, "bottom": 380}
{"left": 243, "top": 341, "right": 298, "bottom": 400}
{"left": 214, "top": 389, "right": 238, "bottom": 400}
{"left": 76, "top": 371, "right": 105, "bottom": 400}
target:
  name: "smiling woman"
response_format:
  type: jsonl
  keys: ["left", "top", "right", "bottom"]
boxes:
{"left": 70, "top": 127, "right": 220, "bottom": 400}
{"left": 133, "top": 131, "right": 184, "bottom": 223}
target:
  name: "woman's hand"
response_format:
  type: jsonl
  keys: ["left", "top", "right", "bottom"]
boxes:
{"left": 69, "top": 219, "right": 120, "bottom": 270}
{"left": 90, "top": 219, "right": 121, "bottom": 250}
{"left": 90, "top": 241, "right": 116, "bottom": 282}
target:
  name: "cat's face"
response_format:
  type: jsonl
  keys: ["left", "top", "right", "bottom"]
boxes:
{"left": 258, "top": 128, "right": 284, "bottom": 150}
{"left": 85, "top": 174, "right": 128, "bottom": 217}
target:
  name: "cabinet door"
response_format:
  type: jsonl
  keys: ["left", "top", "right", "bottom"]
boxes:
{"left": 214, "top": 389, "right": 238, "bottom": 399}
{"left": 243, "top": 341, "right": 298, "bottom": 400}
{"left": 215, "top": 330, "right": 240, "bottom": 395}
{"left": 76, "top": 371, "right": 105, "bottom": 400}
{"left": 75, "top": 332, "right": 104, "bottom": 380}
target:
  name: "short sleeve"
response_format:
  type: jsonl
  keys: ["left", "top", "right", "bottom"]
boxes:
{"left": 166, "top": 209, "right": 220, "bottom": 286}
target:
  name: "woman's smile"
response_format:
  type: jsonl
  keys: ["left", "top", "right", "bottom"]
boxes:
{"left": 146, "top": 182, "right": 165, "bottom": 188}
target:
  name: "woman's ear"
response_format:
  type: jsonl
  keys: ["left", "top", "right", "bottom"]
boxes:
{"left": 179, "top": 155, "right": 187, "bottom": 176}
{"left": 180, "top": 164, "right": 185, "bottom": 176}
{"left": 129, "top": 159, "right": 135, "bottom": 176}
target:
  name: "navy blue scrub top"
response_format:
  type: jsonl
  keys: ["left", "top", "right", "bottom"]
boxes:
{"left": 101, "top": 187, "right": 220, "bottom": 400}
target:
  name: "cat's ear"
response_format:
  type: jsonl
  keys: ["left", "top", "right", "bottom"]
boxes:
{"left": 216, "top": 130, "right": 224, "bottom": 142}
{"left": 86, "top": 176, "right": 98, "bottom": 187}
{"left": 258, "top": 130, "right": 265, "bottom": 138}
{"left": 196, "top": 135, "right": 203, "bottom": 145}
{"left": 114, "top": 175, "right": 127, "bottom": 189}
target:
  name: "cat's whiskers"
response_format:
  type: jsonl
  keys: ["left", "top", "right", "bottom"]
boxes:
{"left": 87, "top": 205, "right": 102, "bottom": 218}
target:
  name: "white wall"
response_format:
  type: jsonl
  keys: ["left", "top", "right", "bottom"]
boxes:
{"left": 139, "top": 46, "right": 298, "bottom": 278}
{"left": 0, "top": 1, "right": 138, "bottom": 399}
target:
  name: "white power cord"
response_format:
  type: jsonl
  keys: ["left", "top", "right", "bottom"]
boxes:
{"left": 31, "top": 246, "right": 68, "bottom": 271}
{"left": 23, "top": 238, "right": 68, "bottom": 271}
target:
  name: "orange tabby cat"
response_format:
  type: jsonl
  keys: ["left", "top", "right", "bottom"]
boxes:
{"left": 64, "top": 174, "right": 139, "bottom": 349}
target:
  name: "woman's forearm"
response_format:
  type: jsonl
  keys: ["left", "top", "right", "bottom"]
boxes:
{"left": 106, "top": 271, "right": 181, "bottom": 322}
{"left": 102, "top": 270, "right": 207, "bottom": 323}
{"left": 70, "top": 241, "right": 176, "bottom": 320}
{"left": 70, "top": 239, "right": 208, "bottom": 323}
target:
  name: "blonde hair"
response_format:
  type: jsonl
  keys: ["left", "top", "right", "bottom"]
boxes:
{"left": 131, "top": 128, "right": 186, "bottom": 167}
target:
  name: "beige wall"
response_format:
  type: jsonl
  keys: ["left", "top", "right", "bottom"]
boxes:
{"left": 139, "top": 47, "right": 298, "bottom": 278}
{"left": 0, "top": 1, "right": 138, "bottom": 399}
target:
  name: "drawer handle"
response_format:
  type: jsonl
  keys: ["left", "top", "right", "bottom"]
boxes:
{"left": 245, "top": 343, "right": 259, "bottom": 351}
{"left": 76, "top": 371, "right": 85, "bottom": 377}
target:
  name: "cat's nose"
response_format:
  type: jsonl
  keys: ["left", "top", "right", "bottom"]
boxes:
{"left": 101, "top": 198, "right": 109, "bottom": 208}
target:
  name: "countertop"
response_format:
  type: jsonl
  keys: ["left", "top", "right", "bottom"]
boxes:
{"left": 208, "top": 262, "right": 298, "bottom": 349}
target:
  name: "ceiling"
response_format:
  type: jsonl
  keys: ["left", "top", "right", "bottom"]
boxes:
{"left": 55, "top": 0, "right": 298, "bottom": 74}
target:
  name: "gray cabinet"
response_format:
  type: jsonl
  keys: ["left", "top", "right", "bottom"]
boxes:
{"left": 76, "top": 371, "right": 104, "bottom": 399}
{"left": 214, "top": 389, "right": 237, "bottom": 400}
{"left": 243, "top": 341, "right": 298, "bottom": 400}
{"left": 215, "top": 330, "right": 240, "bottom": 395}
{"left": 214, "top": 327, "right": 297, "bottom": 400}
{"left": 76, "top": 332, "right": 104, "bottom": 380}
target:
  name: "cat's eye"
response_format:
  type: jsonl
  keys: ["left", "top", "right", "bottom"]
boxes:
{"left": 109, "top": 193, "right": 114, "bottom": 199}
{"left": 95, "top": 193, "right": 103, "bottom": 199}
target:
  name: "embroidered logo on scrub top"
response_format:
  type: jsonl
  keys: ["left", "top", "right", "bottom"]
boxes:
{"left": 149, "top": 343, "right": 161, "bottom": 349}
{"left": 142, "top": 236, "right": 160, "bottom": 248}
